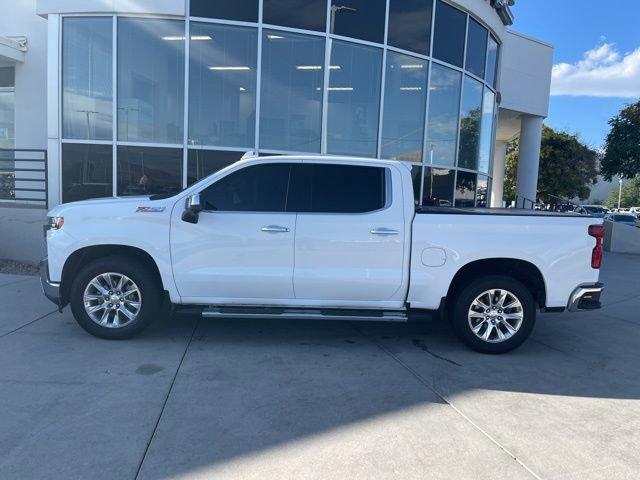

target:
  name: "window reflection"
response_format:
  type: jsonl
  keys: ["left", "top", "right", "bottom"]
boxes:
{"left": 458, "top": 75, "right": 483, "bottom": 170}
{"left": 387, "top": 0, "right": 433, "bottom": 55}
{"left": 422, "top": 167, "right": 454, "bottom": 207}
{"left": 117, "top": 18, "right": 185, "bottom": 144}
{"left": 190, "top": 0, "right": 258, "bottom": 22}
{"left": 264, "top": 0, "right": 327, "bottom": 32}
{"left": 432, "top": 0, "right": 466, "bottom": 68}
{"left": 327, "top": 41, "right": 382, "bottom": 157}
{"left": 486, "top": 35, "right": 499, "bottom": 87}
{"left": 478, "top": 88, "right": 495, "bottom": 174}
{"left": 62, "top": 143, "right": 113, "bottom": 203}
{"left": 260, "top": 30, "right": 324, "bottom": 152}
{"left": 425, "top": 64, "right": 461, "bottom": 167}
{"left": 62, "top": 17, "right": 112, "bottom": 140}
{"left": 330, "top": 0, "right": 386, "bottom": 44}
{"left": 117, "top": 146, "right": 182, "bottom": 196}
{"left": 188, "top": 23, "right": 257, "bottom": 148}
{"left": 187, "top": 149, "right": 242, "bottom": 185}
{"left": 466, "top": 18, "right": 488, "bottom": 79}
{"left": 455, "top": 170, "right": 477, "bottom": 207}
{"left": 476, "top": 175, "right": 489, "bottom": 207}
{"left": 381, "top": 52, "right": 428, "bottom": 162}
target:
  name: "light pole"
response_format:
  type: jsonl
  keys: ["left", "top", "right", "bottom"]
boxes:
{"left": 618, "top": 176, "right": 623, "bottom": 210}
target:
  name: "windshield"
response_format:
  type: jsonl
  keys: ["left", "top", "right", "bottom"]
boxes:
{"left": 583, "top": 206, "right": 606, "bottom": 214}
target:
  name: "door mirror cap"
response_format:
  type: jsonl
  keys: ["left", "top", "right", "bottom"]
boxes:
{"left": 182, "top": 193, "right": 202, "bottom": 224}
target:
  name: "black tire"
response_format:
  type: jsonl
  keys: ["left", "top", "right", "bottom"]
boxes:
{"left": 69, "top": 255, "right": 162, "bottom": 339}
{"left": 451, "top": 275, "right": 536, "bottom": 354}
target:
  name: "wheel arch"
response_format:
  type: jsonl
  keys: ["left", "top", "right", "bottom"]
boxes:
{"left": 60, "top": 245, "right": 165, "bottom": 307}
{"left": 446, "top": 258, "right": 547, "bottom": 309}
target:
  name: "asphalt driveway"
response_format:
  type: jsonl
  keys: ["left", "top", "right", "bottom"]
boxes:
{"left": 1, "top": 253, "right": 639, "bottom": 479}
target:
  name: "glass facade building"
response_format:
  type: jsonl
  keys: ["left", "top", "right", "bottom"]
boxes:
{"left": 59, "top": 0, "right": 499, "bottom": 206}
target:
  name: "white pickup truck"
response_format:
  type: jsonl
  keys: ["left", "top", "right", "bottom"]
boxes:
{"left": 41, "top": 155, "right": 604, "bottom": 353}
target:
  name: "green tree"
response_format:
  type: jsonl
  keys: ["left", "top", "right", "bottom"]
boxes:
{"left": 604, "top": 176, "right": 640, "bottom": 209}
{"left": 601, "top": 101, "right": 640, "bottom": 181}
{"left": 503, "top": 125, "right": 598, "bottom": 203}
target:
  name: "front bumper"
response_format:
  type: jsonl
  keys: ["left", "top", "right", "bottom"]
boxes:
{"left": 567, "top": 283, "right": 604, "bottom": 312}
{"left": 39, "top": 258, "right": 61, "bottom": 309}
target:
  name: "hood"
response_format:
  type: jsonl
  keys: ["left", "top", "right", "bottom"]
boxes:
{"left": 47, "top": 196, "right": 169, "bottom": 217}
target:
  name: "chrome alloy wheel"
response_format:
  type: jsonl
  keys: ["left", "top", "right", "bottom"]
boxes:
{"left": 83, "top": 273, "right": 142, "bottom": 328}
{"left": 468, "top": 289, "right": 524, "bottom": 343}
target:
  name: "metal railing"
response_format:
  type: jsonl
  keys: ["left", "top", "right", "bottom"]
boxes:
{"left": 0, "top": 148, "right": 48, "bottom": 208}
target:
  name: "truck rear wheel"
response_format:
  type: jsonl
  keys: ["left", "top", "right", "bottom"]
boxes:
{"left": 69, "top": 255, "right": 162, "bottom": 339}
{"left": 451, "top": 275, "right": 536, "bottom": 354}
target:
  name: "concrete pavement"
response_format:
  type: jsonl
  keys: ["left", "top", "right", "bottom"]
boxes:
{"left": 1, "top": 253, "right": 639, "bottom": 479}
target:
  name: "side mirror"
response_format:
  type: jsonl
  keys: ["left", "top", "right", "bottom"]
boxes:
{"left": 182, "top": 193, "right": 202, "bottom": 224}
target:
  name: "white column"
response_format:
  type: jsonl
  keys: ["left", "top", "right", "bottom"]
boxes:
{"left": 46, "top": 14, "right": 61, "bottom": 208}
{"left": 490, "top": 141, "right": 508, "bottom": 208}
{"left": 515, "top": 115, "right": 544, "bottom": 208}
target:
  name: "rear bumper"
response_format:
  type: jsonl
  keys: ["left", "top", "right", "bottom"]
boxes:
{"left": 39, "top": 258, "right": 61, "bottom": 308}
{"left": 567, "top": 283, "right": 604, "bottom": 312}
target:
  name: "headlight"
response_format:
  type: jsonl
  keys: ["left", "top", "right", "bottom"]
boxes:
{"left": 46, "top": 216, "right": 64, "bottom": 230}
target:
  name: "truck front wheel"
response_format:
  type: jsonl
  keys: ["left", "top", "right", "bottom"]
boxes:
{"left": 451, "top": 275, "right": 536, "bottom": 354}
{"left": 69, "top": 255, "right": 162, "bottom": 339}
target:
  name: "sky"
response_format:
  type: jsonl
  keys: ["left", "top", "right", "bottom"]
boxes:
{"left": 511, "top": 0, "right": 640, "bottom": 149}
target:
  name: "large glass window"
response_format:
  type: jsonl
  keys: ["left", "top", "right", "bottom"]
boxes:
{"left": 329, "top": 0, "right": 386, "bottom": 44}
{"left": 61, "top": 143, "right": 113, "bottom": 203}
{"left": 260, "top": 31, "right": 324, "bottom": 152}
{"left": 458, "top": 75, "right": 483, "bottom": 170}
{"left": 421, "top": 167, "right": 454, "bottom": 207}
{"left": 425, "top": 64, "right": 461, "bottom": 167}
{"left": 190, "top": 0, "right": 258, "bottom": 22}
{"left": 486, "top": 35, "right": 499, "bottom": 87}
{"left": 455, "top": 170, "right": 476, "bottom": 207}
{"left": 200, "top": 163, "right": 291, "bottom": 212}
{"left": 387, "top": 0, "right": 433, "bottom": 56}
{"left": 117, "top": 18, "right": 185, "bottom": 144}
{"left": 327, "top": 41, "right": 382, "bottom": 157}
{"left": 117, "top": 146, "right": 182, "bottom": 196}
{"left": 478, "top": 88, "right": 495, "bottom": 174}
{"left": 432, "top": 0, "right": 466, "bottom": 68}
{"left": 291, "top": 164, "right": 386, "bottom": 213}
{"left": 0, "top": 67, "right": 15, "bottom": 149}
{"left": 62, "top": 17, "right": 112, "bottom": 140}
{"left": 465, "top": 18, "right": 488, "bottom": 79}
{"left": 187, "top": 149, "right": 243, "bottom": 185}
{"left": 476, "top": 175, "right": 489, "bottom": 207}
{"left": 188, "top": 23, "right": 257, "bottom": 149}
{"left": 264, "top": 0, "right": 327, "bottom": 32}
{"left": 381, "top": 52, "right": 428, "bottom": 162}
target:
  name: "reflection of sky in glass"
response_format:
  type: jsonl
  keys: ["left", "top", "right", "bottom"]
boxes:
{"left": 486, "top": 36, "right": 499, "bottom": 87}
{"left": 62, "top": 17, "right": 112, "bottom": 140}
{"left": 0, "top": 91, "right": 15, "bottom": 148}
{"left": 118, "top": 18, "right": 185, "bottom": 144}
{"left": 260, "top": 30, "right": 324, "bottom": 152}
{"left": 478, "top": 88, "right": 496, "bottom": 174}
{"left": 458, "top": 75, "right": 483, "bottom": 170}
{"left": 327, "top": 41, "right": 382, "bottom": 157}
{"left": 381, "top": 51, "right": 428, "bottom": 162}
{"left": 425, "top": 64, "right": 461, "bottom": 167}
{"left": 188, "top": 23, "right": 257, "bottom": 148}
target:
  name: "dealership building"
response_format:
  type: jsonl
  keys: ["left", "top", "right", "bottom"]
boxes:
{"left": 1, "top": 0, "right": 553, "bottom": 260}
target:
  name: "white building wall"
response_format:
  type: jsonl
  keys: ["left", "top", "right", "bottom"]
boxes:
{"left": 0, "top": 0, "right": 47, "bottom": 150}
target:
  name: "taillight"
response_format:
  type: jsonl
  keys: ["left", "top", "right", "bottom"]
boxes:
{"left": 588, "top": 224, "right": 604, "bottom": 269}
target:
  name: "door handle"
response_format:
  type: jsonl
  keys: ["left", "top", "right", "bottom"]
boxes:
{"left": 370, "top": 228, "right": 400, "bottom": 236}
{"left": 261, "top": 225, "right": 290, "bottom": 233}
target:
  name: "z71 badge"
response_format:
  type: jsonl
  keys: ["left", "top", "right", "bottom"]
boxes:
{"left": 136, "top": 206, "right": 166, "bottom": 213}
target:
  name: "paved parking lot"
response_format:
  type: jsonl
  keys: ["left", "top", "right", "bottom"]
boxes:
{"left": 1, "top": 252, "right": 639, "bottom": 480}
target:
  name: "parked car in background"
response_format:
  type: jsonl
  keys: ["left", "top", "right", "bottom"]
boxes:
{"left": 574, "top": 205, "right": 607, "bottom": 218}
{"left": 604, "top": 213, "right": 639, "bottom": 227}
{"left": 40, "top": 155, "right": 605, "bottom": 354}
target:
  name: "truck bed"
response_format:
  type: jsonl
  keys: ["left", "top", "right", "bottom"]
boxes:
{"left": 416, "top": 206, "right": 584, "bottom": 218}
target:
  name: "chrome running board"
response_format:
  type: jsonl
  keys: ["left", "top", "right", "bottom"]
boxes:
{"left": 201, "top": 306, "right": 409, "bottom": 323}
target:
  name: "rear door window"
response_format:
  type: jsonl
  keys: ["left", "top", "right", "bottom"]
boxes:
{"left": 289, "top": 164, "right": 387, "bottom": 213}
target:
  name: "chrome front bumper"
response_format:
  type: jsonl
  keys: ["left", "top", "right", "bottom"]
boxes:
{"left": 567, "top": 283, "right": 604, "bottom": 312}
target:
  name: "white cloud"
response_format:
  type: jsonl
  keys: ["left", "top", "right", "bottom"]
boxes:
{"left": 551, "top": 42, "right": 640, "bottom": 98}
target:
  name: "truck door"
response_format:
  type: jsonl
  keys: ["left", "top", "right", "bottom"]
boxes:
{"left": 171, "top": 162, "right": 297, "bottom": 303}
{"left": 291, "top": 163, "right": 406, "bottom": 304}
